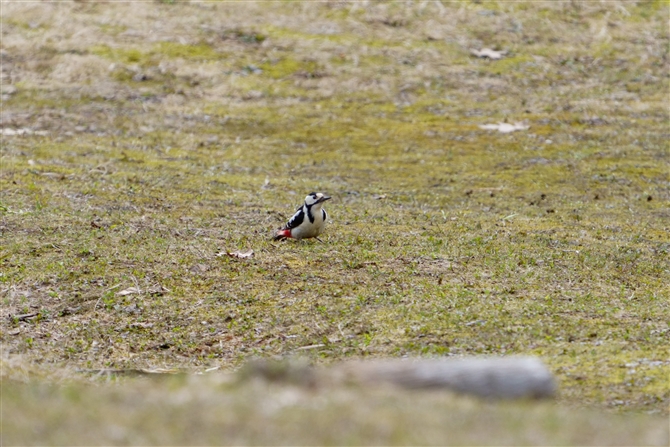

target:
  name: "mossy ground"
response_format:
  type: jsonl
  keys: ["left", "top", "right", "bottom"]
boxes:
{"left": 1, "top": 1, "right": 668, "bottom": 443}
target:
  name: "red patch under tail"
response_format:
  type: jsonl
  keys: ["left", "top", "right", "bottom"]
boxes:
{"left": 273, "top": 229, "right": 292, "bottom": 241}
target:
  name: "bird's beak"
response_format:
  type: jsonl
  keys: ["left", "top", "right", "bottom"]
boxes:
{"left": 317, "top": 195, "right": 331, "bottom": 203}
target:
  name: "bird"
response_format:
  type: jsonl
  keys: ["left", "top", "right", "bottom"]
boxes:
{"left": 273, "top": 192, "right": 331, "bottom": 241}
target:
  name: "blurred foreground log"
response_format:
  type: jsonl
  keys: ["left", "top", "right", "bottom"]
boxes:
{"left": 245, "top": 356, "right": 556, "bottom": 400}
{"left": 80, "top": 356, "right": 557, "bottom": 400}
{"left": 334, "top": 357, "right": 556, "bottom": 399}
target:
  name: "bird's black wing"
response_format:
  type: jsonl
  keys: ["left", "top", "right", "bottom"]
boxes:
{"left": 322, "top": 209, "right": 327, "bottom": 222}
{"left": 284, "top": 207, "right": 305, "bottom": 230}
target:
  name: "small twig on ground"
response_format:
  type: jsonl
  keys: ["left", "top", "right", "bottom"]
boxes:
{"left": 12, "top": 312, "right": 39, "bottom": 322}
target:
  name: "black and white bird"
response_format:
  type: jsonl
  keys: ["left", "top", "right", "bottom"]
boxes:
{"left": 273, "top": 192, "right": 331, "bottom": 241}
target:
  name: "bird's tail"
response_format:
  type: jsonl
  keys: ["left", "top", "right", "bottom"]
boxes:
{"left": 273, "top": 229, "right": 291, "bottom": 241}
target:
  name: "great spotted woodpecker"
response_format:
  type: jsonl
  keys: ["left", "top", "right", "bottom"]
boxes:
{"left": 273, "top": 192, "right": 331, "bottom": 241}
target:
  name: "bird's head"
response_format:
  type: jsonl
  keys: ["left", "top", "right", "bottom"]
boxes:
{"left": 305, "top": 192, "right": 331, "bottom": 207}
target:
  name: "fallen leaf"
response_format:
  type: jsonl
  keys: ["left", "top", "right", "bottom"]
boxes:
{"left": 123, "top": 303, "right": 141, "bottom": 314}
{"left": 146, "top": 284, "right": 170, "bottom": 295}
{"left": 471, "top": 48, "right": 508, "bottom": 60}
{"left": 41, "top": 172, "right": 66, "bottom": 180}
{"left": 117, "top": 287, "right": 141, "bottom": 296}
{"left": 189, "top": 263, "right": 209, "bottom": 274}
{"left": 218, "top": 250, "right": 254, "bottom": 259}
{"left": 479, "top": 122, "right": 530, "bottom": 133}
{"left": 59, "top": 306, "right": 82, "bottom": 316}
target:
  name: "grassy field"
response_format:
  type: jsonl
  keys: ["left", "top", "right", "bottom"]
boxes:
{"left": 1, "top": 0, "right": 669, "bottom": 444}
